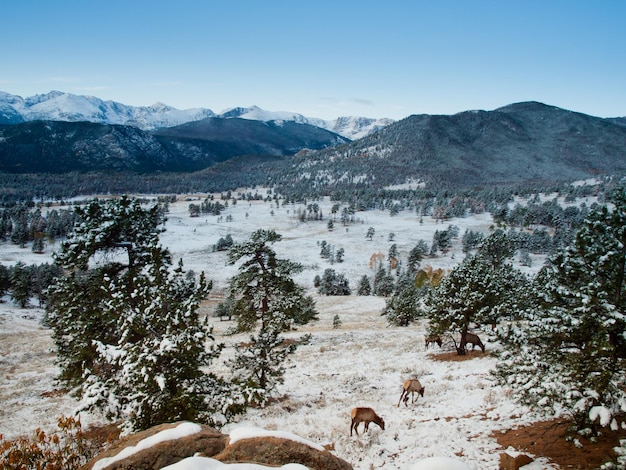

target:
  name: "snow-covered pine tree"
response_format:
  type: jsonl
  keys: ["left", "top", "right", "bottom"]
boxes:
{"left": 495, "top": 187, "right": 626, "bottom": 432}
{"left": 407, "top": 239, "right": 429, "bottom": 272}
{"left": 357, "top": 274, "right": 372, "bottom": 296}
{"left": 226, "top": 229, "right": 318, "bottom": 404}
{"left": 46, "top": 197, "right": 242, "bottom": 432}
{"left": 372, "top": 263, "right": 395, "bottom": 297}
{"left": 317, "top": 268, "right": 351, "bottom": 295}
{"left": 424, "top": 230, "right": 530, "bottom": 353}
{"left": 383, "top": 274, "right": 422, "bottom": 326}
{"left": 9, "top": 261, "right": 31, "bottom": 308}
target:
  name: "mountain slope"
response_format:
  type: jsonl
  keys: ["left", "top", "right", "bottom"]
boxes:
{"left": 0, "top": 121, "right": 173, "bottom": 172}
{"left": 278, "top": 101, "right": 626, "bottom": 190}
{"left": 0, "top": 117, "right": 349, "bottom": 173}
{"left": 152, "top": 118, "right": 349, "bottom": 170}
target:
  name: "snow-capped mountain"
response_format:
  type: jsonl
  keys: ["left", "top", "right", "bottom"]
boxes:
{"left": 0, "top": 91, "right": 394, "bottom": 140}
{"left": 0, "top": 91, "right": 216, "bottom": 130}
{"left": 330, "top": 115, "right": 395, "bottom": 140}
{"left": 221, "top": 105, "right": 394, "bottom": 140}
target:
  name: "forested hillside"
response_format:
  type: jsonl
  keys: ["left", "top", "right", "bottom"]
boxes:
{"left": 272, "top": 102, "right": 626, "bottom": 196}
{"left": 0, "top": 118, "right": 347, "bottom": 173}
{"left": 0, "top": 101, "right": 625, "bottom": 205}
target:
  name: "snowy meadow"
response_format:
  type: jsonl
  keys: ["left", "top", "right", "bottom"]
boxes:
{"left": 0, "top": 190, "right": 575, "bottom": 469}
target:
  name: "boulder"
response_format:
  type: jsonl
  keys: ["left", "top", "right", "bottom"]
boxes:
{"left": 214, "top": 435, "right": 352, "bottom": 470}
{"left": 499, "top": 451, "right": 534, "bottom": 470}
{"left": 83, "top": 422, "right": 228, "bottom": 470}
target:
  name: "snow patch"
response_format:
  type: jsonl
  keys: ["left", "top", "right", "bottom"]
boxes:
{"left": 162, "top": 457, "right": 308, "bottom": 469}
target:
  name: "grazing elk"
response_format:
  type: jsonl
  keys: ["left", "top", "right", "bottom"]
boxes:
{"left": 460, "top": 331, "right": 485, "bottom": 353}
{"left": 397, "top": 379, "right": 425, "bottom": 407}
{"left": 424, "top": 336, "right": 442, "bottom": 348}
{"left": 350, "top": 407, "right": 385, "bottom": 436}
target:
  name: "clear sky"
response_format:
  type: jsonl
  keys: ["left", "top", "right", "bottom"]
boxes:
{"left": 1, "top": 1, "right": 625, "bottom": 120}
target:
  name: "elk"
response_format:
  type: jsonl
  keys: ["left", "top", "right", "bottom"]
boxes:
{"left": 424, "top": 336, "right": 442, "bottom": 348}
{"left": 460, "top": 331, "right": 485, "bottom": 352}
{"left": 350, "top": 407, "right": 385, "bottom": 436}
{"left": 397, "top": 379, "right": 425, "bottom": 407}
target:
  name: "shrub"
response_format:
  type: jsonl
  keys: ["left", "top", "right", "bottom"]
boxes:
{"left": 0, "top": 416, "right": 90, "bottom": 470}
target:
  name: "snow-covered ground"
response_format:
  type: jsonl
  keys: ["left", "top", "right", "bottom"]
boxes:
{"left": 0, "top": 193, "right": 563, "bottom": 469}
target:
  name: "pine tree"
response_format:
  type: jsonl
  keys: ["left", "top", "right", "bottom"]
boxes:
{"left": 11, "top": 216, "right": 29, "bottom": 248}
{"left": 388, "top": 243, "right": 399, "bottom": 269}
{"left": 425, "top": 231, "right": 530, "bottom": 353}
{"left": 407, "top": 240, "right": 429, "bottom": 272}
{"left": 373, "top": 264, "right": 395, "bottom": 297}
{"left": 0, "top": 263, "right": 10, "bottom": 299}
{"left": 383, "top": 272, "right": 422, "bottom": 326}
{"left": 461, "top": 229, "right": 484, "bottom": 253}
{"left": 226, "top": 229, "right": 318, "bottom": 403}
{"left": 357, "top": 275, "right": 371, "bottom": 296}
{"left": 10, "top": 261, "right": 31, "bottom": 308}
{"left": 475, "top": 228, "right": 515, "bottom": 268}
{"left": 495, "top": 187, "right": 626, "bottom": 431}
{"left": 317, "top": 268, "right": 351, "bottom": 295}
{"left": 31, "top": 263, "right": 63, "bottom": 308}
{"left": 46, "top": 197, "right": 239, "bottom": 432}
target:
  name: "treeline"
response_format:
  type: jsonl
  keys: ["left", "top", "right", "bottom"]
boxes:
{"left": 0, "top": 261, "right": 63, "bottom": 308}
{"left": 0, "top": 155, "right": 283, "bottom": 206}
{"left": 0, "top": 196, "right": 175, "bottom": 252}
{"left": 0, "top": 204, "right": 76, "bottom": 252}
{"left": 0, "top": 156, "right": 611, "bottom": 212}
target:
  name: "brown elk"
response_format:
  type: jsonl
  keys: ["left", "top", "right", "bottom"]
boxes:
{"left": 460, "top": 331, "right": 485, "bottom": 352}
{"left": 424, "top": 336, "right": 442, "bottom": 348}
{"left": 350, "top": 407, "right": 385, "bottom": 436}
{"left": 397, "top": 379, "right": 425, "bottom": 407}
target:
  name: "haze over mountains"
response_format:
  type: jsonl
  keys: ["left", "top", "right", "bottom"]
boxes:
{"left": 0, "top": 91, "right": 625, "bottom": 193}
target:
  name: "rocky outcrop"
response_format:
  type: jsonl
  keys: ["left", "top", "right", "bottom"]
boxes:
{"left": 499, "top": 451, "right": 534, "bottom": 469}
{"left": 83, "top": 422, "right": 353, "bottom": 470}
{"left": 214, "top": 435, "right": 352, "bottom": 470}
{"left": 83, "top": 422, "right": 227, "bottom": 470}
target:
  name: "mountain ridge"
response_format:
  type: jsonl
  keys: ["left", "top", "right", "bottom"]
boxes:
{"left": 1, "top": 99, "right": 625, "bottom": 195}
{"left": 274, "top": 101, "right": 626, "bottom": 191}
{"left": 0, "top": 91, "right": 392, "bottom": 140}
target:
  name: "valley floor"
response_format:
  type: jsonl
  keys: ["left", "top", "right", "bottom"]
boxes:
{"left": 1, "top": 295, "right": 558, "bottom": 469}
{"left": 0, "top": 192, "right": 607, "bottom": 469}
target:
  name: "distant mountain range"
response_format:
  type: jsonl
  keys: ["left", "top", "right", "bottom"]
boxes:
{"left": 0, "top": 93, "right": 625, "bottom": 192}
{"left": 0, "top": 91, "right": 393, "bottom": 140}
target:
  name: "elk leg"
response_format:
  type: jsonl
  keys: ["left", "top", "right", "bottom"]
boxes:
{"left": 397, "top": 390, "right": 406, "bottom": 407}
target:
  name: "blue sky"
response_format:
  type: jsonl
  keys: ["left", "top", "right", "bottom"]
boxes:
{"left": 2, "top": 1, "right": 625, "bottom": 120}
